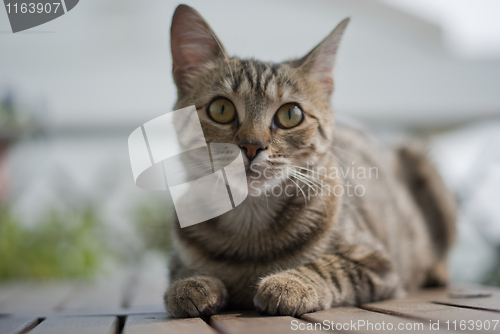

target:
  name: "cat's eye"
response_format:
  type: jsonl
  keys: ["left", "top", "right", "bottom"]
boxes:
{"left": 207, "top": 98, "right": 236, "bottom": 124}
{"left": 275, "top": 103, "right": 304, "bottom": 129}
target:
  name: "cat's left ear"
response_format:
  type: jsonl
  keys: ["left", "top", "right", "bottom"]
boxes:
{"left": 298, "top": 18, "right": 349, "bottom": 95}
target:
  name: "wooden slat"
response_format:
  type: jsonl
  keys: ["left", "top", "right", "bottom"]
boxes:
{"left": 433, "top": 287, "right": 500, "bottom": 313}
{"left": 28, "top": 316, "right": 116, "bottom": 334}
{"left": 123, "top": 313, "right": 217, "bottom": 334}
{"left": 302, "top": 306, "right": 449, "bottom": 333}
{"left": 362, "top": 299, "right": 500, "bottom": 332}
{"left": 211, "top": 311, "right": 328, "bottom": 334}
{"left": 58, "top": 272, "right": 132, "bottom": 313}
{"left": 126, "top": 273, "right": 166, "bottom": 309}
{"left": 0, "top": 283, "right": 28, "bottom": 306}
{"left": 0, "top": 316, "right": 39, "bottom": 334}
{"left": 386, "top": 286, "right": 500, "bottom": 313}
{"left": 0, "top": 282, "right": 73, "bottom": 314}
{"left": 125, "top": 257, "right": 166, "bottom": 311}
{"left": 404, "top": 288, "right": 450, "bottom": 301}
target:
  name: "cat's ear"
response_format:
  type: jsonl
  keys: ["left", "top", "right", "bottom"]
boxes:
{"left": 170, "top": 5, "right": 226, "bottom": 94}
{"left": 298, "top": 18, "right": 349, "bottom": 95}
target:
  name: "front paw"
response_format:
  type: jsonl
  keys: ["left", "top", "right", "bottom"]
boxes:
{"left": 254, "top": 273, "right": 320, "bottom": 316}
{"left": 164, "top": 276, "right": 228, "bottom": 318}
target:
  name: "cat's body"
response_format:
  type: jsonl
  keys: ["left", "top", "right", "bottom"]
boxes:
{"left": 164, "top": 5, "right": 456, "bottom": 317}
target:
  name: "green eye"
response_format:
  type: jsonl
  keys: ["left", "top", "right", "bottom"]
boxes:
{"left": 207, "top": 98, "right": 236, "bottom": 124}
{"left": 275, "top": 103, "right": 304, "bottom": 129}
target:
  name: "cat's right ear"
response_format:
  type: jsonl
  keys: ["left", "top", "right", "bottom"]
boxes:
{"left": 171, "top": 5, "right": 226, "bottom": 95}
{"left": 297, "top": 18, "right": 349, "bottom": 98}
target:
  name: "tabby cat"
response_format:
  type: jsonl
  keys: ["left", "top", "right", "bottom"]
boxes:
{"left": 164, "top": 4, "right": 456, "bottom": 318}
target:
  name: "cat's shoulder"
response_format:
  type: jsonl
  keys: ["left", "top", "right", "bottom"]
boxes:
{"left": 333, "top": 115, "right": 382, "bottom": 148}
{"left": 332, "top": 115, "right": 396, "bottom": 168}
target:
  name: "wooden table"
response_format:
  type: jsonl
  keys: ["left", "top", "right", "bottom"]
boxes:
{"left": 1, "top": 269, "right": 499, "bottom": 334}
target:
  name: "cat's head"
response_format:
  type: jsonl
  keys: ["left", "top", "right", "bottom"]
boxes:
{"left": 170, "top": 5, "right": 348, "bottom": 195}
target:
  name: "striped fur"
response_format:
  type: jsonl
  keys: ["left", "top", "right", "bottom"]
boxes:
{"left": 164, "top": 5, "right": 456, "bottom": 317}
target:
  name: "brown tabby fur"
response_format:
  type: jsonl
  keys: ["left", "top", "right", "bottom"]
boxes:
{"left": 163, "top": 5, "right": 456, "bottom": 317}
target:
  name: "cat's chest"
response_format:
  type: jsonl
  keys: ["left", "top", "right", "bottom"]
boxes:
{"left": 216, "top": 195, "right": 284, "bottom": 233}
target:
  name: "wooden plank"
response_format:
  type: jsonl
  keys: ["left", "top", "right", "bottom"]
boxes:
{"left": 0, "top": 282, "right": 73, "bottom": 314}
{"left": 123, "top": 313, "right": 217, "bottom": 334}
{"left": 362, "top": 299, "right": 500, "bottom": 332}
{"left": 28, "top": 316, "right": 116, "bottom": 334}
{"left": 58, "top": 271, "right": 132, "bottom": 313}
{"left": 302, "top": 306, "right": 450, "bottom": 333}
{"left": 0, "top": 283, "right": 29, "bottom": 307}
{"left": 433, "top": 286, "right": 500, "bottom": 313}
{"left": 404, "top": 288, "right": 450, "bottom": 301}
{"left": 126, "top": 259, "right": 166, "bottom": 310}
{"left": 397, "top": 286, "right": 500, "bottom": 311}
{"left": 211, "top": 311, "right": 328, "bottom": 334}
{"left": 0, "top": 316, "right": 40, "bottom": 334}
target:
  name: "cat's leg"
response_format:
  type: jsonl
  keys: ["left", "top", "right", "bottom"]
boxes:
{"left": 254, "top": 249, "right": 401, "bottom": 316}
{"left": 164, "top": 253, "right": 228, "bottom": 318}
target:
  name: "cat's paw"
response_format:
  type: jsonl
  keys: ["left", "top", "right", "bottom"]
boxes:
{"left": 254, "top": 273, "right": 320, "bottom": 316}
{"left": 164, "top": 276, "right": 228, "bottom": 318}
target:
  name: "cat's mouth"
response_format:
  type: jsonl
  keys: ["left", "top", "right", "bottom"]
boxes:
{"left": 245, "top": 166, "right": 261, "bottom": 179}
{"left": 245, "top": 161, "right": 266, "bottom": 179}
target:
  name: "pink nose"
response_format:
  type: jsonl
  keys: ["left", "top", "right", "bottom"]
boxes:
{"left": 239, "top": 142, "right": 267, "bottom": 160}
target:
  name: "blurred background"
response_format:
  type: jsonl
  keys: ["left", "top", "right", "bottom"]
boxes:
{"left": 0, "top": 0, "right": 499, "bottom": 286}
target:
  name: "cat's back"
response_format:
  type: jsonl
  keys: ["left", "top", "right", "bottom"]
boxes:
{"left": 330, "top": 121, "right": 455, "bottom": 290}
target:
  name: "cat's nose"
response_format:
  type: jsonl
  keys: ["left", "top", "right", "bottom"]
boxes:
{"left": 239, "top": 141, "right": 267, "bottom": 161}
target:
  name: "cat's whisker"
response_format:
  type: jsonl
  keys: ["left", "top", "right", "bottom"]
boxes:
{"left": 289, "top": 168, "right": 325, "bottom": 188}
{"left": 288, "top": 166, "right": 329, "bottom": 192}
{"left": 286, "top": 174, "right": 308, "bottom": 212}
{"left": 288, "top": 164, "right": 328, "bottom": 180}
{"left": 290, "top": 171, "right": 329, "bottom": 214}
{"left": 291, "top": 176, "right": 328, "bottom": 216}
{"left": 291, "top": 172, "right": 318, "bottom": 195}
{"left": 290, "top": 165, "right": 326, "bottom": 184}
{"left": 289, "top": 167, "right": 335, "bottom": 208}
{"left": 287, "top": 169, "right": 319, "bottom": 194}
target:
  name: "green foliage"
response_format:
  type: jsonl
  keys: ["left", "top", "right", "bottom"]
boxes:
{"left": 0, "top": 207, "right": 107, "bottom": 279}
{"left": 0, "top": 96, "right": 29, "bottom": 133}
{"left": 133, "top": 199, "right": 173, "bottom": 253}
